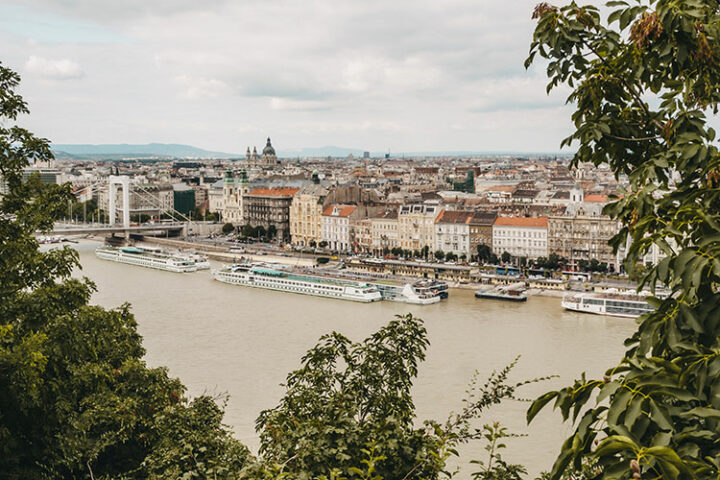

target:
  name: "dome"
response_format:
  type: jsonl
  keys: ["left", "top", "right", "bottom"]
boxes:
{"left": 262, "top": 137, "right": 276, "bottom": 156}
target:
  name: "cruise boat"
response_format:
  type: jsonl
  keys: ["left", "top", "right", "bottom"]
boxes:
{"left": 561, "top": 291, "right": 655, "bottom": 318}
{"left": 475, "top": 282, "right": 528, "bottom": 302}
{"left": 370, "top": 282, "right": 441, "bottom": 305}
{"left": 95, "top": 246, "right": 198, "bottom": 273}
{"left": 413, "top": 280, "right": 449, "bottom": 299}
{"left": 213, "top": 263, "right": 382, "bottom": 303}
{"left": 183, "top": 252, "right": 211, "bottom": 270}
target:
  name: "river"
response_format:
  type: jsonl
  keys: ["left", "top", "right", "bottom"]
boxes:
{"left": 72, "top": 240, "right": 636, "bottom": 477}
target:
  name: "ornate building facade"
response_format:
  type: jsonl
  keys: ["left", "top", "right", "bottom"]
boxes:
{"left": 221, "top": 168, "right": 249, "bottom": 224}
{"left": 547, "top": 189, "right": 620, "bottom": 271}
{"left": 397, "top": 204, "right": 441, "bottom": 251}
{"left": 289, "top": 184, "right": 329, "bottom": 246}
{"left": 243, "top": 186, "right": 300, "bottom": 241}
{"left": 246, "top": 138, "right": 280, "bottom": 168}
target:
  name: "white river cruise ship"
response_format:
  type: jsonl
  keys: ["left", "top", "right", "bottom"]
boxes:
{"left": 213, "top": 263, "right": 382, "bottom": 303}
{"left": 95, "top": 246, "right": 198, "bottom": 273}
{"left": 561, "top": 291, "right": 655, "bottom": 318}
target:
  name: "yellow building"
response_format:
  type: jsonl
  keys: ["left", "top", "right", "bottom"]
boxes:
{"left": 289, "top": 184, "right": 328, "bottom": 246}
{"left": 397, "top": 204, "right": 441, "bottom": 251}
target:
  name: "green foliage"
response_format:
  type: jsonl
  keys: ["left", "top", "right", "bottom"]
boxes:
{"left": 500, "top": 252, "right": 511, "bottom": 264}
{"left": 0, "top": 61, "right": 247, "bottom": 479}
{"left": 533, "top": 254, "right": 567, "bottom": 271}
{"left": 476, "top": 244, "right": 493, "bottom": 264}
{"left": 577, "top": 259, "right": 608, "bottom": 273}
{"left": 251, "top": 317, "right": 536, "bottom": 480}
{"left": 470, "top": 423, "right": 527, "bottom": 480}
{"left": 222, "top": 222, "right": 236, "bottom": 234}
{"left": 143, "top": 396, "right": 250, "bottom": 479}
{"left": 527, "top": 2, "right": 720, "bottom": 480}
{"left": 253, "top": 314, "right": 440, "bottom": 480}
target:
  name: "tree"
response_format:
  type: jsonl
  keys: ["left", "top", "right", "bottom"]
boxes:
{"left": 250, "top": 314, "right": 531, "bottom": 480}
{"left": 477, "top": 243, "right": 493, "bottom": 263}
{"left": 0, "top": 61, "right": 248, "bottom": 479}
{"left": 267, "top": 224, "right": 277, "bottom": 240}
{"left": 500, "top": 251, "right": 511, "bottom": 264}
{"left": 222, "top": 222, "right": 235, "bottom": 234}
{"left": 435, "top": 249, "right": 445, "bottom": 261}
{"left": 527, "top": 2, "right": 720, "bottom": 480}
{"left": 319, "top": 240, "right": 328, "bottom": 248}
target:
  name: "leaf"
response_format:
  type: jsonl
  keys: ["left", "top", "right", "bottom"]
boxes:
{"left": 592, "top": 435, "right": 639, "bottom": 457}
{"left": 527, "top": 391, "right": 559, "bottom": 424}
{"left": 680, "top": 407, "right": 720, "bottom": 419}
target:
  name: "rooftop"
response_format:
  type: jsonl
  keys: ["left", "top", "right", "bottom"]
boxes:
{"left": 247, "top": 187, "right": 300, "bottom": 197}
{"left": 493, "top": 216, "right": 548, "bottom": 228}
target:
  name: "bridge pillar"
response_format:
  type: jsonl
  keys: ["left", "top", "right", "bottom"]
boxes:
{"left": 109, "top": 175, "right": 131, "bottom": 232}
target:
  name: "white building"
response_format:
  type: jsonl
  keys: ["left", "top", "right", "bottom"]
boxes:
{"left": 370, "top": 210, "right": 399, "bottom": 255}
{"left": 220, "top": 168, "right": 249, "bottom": 224}
{"left": 321, "top": 204, "right": 357, "bottom": 252}
{"left": 434, "top": 210, "right": 474, "bottom": 257}
{"left": 492, "top": 216, "right": 548, "bottom": 259}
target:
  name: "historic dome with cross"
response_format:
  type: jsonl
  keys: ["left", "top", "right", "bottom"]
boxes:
{"left": 262, "top": 137, "right": 276, "bottom": 156}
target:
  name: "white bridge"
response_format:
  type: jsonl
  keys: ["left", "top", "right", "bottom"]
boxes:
{"left": 48, "top": 175, "right": 192, "bottom": 238}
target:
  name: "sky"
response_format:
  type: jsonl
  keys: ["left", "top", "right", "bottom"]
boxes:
{"left": 0, "top": 0, "right": 576, "bottom": 154}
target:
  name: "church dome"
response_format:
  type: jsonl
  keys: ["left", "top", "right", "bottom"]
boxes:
{"left": 262, "top": 137, "right": 276, "bottom": 156}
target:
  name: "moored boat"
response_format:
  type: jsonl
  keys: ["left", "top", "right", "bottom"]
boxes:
{"left": 474, "top": 282, "right": 528, "bottom": 302}
{"left": 369, "top": 282, "right": 441, "bottom": 305}
{"left": 95, "top": 246, "right": 198, "bottom": 273}
{"left": 561, "top": 291, "right": 655, "bottom": 318}
{"left": 412, "top": 279, "right": 449, "bottom": 299}
{"left": 212, "top": 263, "right": 382, "bottom": 303}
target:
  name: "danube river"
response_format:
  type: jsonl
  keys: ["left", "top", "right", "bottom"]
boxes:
{"left": 72, "top": 241, "right": 636, "bottom": 477}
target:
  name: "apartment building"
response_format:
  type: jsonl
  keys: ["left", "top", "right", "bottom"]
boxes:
{"left": 434, "top": 210, "right": 474, "bottom": 257}
{"left": 242, "top": 187, "right": 300, "bottom": 241}
{"left": 492, "top": 216, "right": 548, "bottom": 259}
{"left": 289, "top": 184, "right": 328, "bottom": 246}
{"left": 397, "top": 204, "right": 441, "bottom": 251}
{"left": 321, "top": 204, "right": 357, "bottom": 252}
{"left": 370, "top": 209, "right": 399, "bottom": 255}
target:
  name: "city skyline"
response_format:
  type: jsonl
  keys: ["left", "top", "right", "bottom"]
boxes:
{"left": 2, "top": 0, "right": 576, "bottom": 154}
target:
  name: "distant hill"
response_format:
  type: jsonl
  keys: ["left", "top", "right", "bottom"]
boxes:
{"left": 278, "top": 146, "right": 367, "bottom": 158}
{"left": 51, "top": 143, "right": 238, "bottom": 159}
{"left": 50, "top": 142, "right": 570, "bottom": 160}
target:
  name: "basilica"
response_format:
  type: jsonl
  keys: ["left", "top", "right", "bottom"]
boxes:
{"left": 246, "top": 137, "right": 280, "bottom": 167}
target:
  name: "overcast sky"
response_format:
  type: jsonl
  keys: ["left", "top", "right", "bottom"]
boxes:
{"left": 1, "top": 0, "right": 576, "bottom": 154}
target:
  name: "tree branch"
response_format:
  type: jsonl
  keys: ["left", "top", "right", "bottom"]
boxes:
{"left": 604, "top": 133, "right": 661, "bottom": 142}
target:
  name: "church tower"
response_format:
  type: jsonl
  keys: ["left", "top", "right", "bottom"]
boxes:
{"left": 261, "top": 137, "right": 279, "bottom": 166}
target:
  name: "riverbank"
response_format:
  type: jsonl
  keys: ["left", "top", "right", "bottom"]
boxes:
{"left": 75, "top": 234, "right": 630, "bottom": 299}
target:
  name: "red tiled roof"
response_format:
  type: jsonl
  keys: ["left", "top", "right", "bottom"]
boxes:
{"left": 493, "top": 216, "right": 548, "bottom": 228}
{"left": 322, "top": 204, "right": 357, "bottom": 217}
{"left": 435, "top": 210, "right": 474, "bottom": 224}
{"left": 584, "top": 194, "right": 609, "bottom": 203}
{"left": 247, "top": 187, "right": 300, "bottom": 197}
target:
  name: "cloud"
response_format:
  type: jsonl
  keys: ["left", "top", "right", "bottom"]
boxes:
{"left": 468, "top": 75, "right": 571, "bottom": 113}
{"left": 269, "top": 98, "right": 331, "bottom": 111}
{"left": 7, "top": 0, "right": 576, "bottom": 152}
{"left": 24, "top": 55, "right": 83, "bottom": 79}
{"left": 174, "top": 75, "right": 230, "bottom": 100}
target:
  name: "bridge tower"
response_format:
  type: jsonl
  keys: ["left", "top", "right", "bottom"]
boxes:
{"left": 108, "top": 175, "right": 130, "bottom": 229}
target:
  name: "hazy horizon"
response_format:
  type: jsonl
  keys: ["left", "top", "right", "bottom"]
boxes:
{"left": 3, "top": 1, "right": 575, "bottom": 153}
